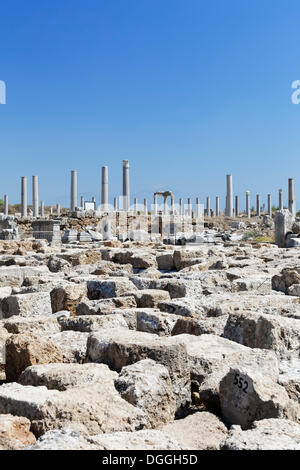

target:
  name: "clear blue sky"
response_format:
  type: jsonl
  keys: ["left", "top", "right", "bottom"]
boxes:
{"left": 1, "top": 0, "right": 300, "bottom": 210}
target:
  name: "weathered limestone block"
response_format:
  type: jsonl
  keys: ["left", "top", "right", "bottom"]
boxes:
{"left": 171, "top": 316, "right": 228, "bottom": 337}
{"left": 91, "top": 261, "right": 133, "bottom": 276}
{"left": 158, "top": 298, "right": 197, "bottom": 317}
{"left": 224, "top": 311, "right": 300, "bottom": 356}
{"left": 5, "top": 333, "right": 63, "bottom": 382}
{"left": 115, "top": 359, "right": 176, "bottom": 428}
{"left": 1, "top": 292, "right": 52, "bottom": 318}
{"left": 136, "top": 310, "right": 178, "bottom": 336}
{"left": 46, "top": 331, "right": 89, "bottom": 363}
{"left": 219, "top": 367, "right": 300, "bottom": 428}
{"left": 272, "top": 268, "right": 300, "bottom": 294}
{"left": 156, "top": 252, "right": 175, "bottom": 270}
{"left": 86, "top": 329, "right": 191, "bottom": 412}
{"left": 112, "top": 249, "right": 134, "bottom": 264}
{"left": 173, "top": 249, "right": 205, "bottom": 270}
{"left": 0, "top": 383, "right": 60, "bottom": 420}
{"left": 288, "top": 284, "right": 300, "bottom": 296}
{"left": 0, "top": 381, "right": 146, "bottom": 437}
{"left": 87, "top": 429, "right": 187, "bottom": 450}
{"left": 0, "top": 414, "right": 36, "bottom": 450}
{"left": 160, "top": 411, "right": 228, "bottom": 450}
{"left": 275, "top": 209, "right": 294, "bottom": 248}
{"left": 174, "top": 334, "right": 278, "bottom": 387}
{"left": 0, "top": 266, "right": 22, "bottom": 288}
{"left": 150, "top": 278, "right": 194, "bottom": 298}
{"left": 279, "top": 358, "right": 300, "bottom": 403}
{"left": 47, "top": 255, "right": 71, "bottom": 273}
{"left": 0, "top": 326, "right": 10, "bottom": 367}
{"left": 31, "top": 383, "right": 146, "bottom": 437}
{"left": 20, "top": 363, "right": 118, "bottom": 391}
{"left": 28, "top": 428, "right": 97, "bottom": 450}
{"left": 62, "top": 250, "right": 102, "bottom": 266}
{"left": 87, "top": 278, "right": 137, "bottom": 299}
{"left": 132, "top": 289, "right": 171, "bottom": 308}
{"left": 3, "top": 317, "right": 60, "bottom": 335}
{"left": 76, "top": 296, "right": 137, "bottom": 315}
{"left": 223, "top": 419, "right": 300, "bottom": 450}
{"left": 50, "top": 283, "right": 87, "bottom": 316}
{"left": 58, "top": 314, "right": 128, "bottom": 332}
{"left": 130, "top": 252, "right": 158, "bottom": 269}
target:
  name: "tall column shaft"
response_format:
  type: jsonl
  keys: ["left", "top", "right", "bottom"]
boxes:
{"left": 196, "top": 197, "right": 200, "bottom": 217}
{"left": 279, "top": 189, "right": 283, "bottom": 210}
{"left": 114, "top": 197, "right": 118, "bottom": 211}
{"left": 226, "top": 174, "right": 233, "bottom": 217}
{"left": 21, "top": 176, "right": 27, "bottom": 218}
{"left": 246, "top": 191, "right": 250, "bottom": 218}
{"left": 70, "top": 170, "right": 77, "bottom": 212}
{"left": 32, "top": 175, "right": 39, "bottom": 218}
{"left": 4, "top": 194, "right": 8, "bottom": 216}
{"left": 235, "top": 195, "right": 239, "bottom": 217}
{"left": 267, "top": 194, "right": 272, "bottom": 216}
{"left": 81, "top": 196, "right": 85, "bottom": 209}
{"left": 40, "top": 201, "right": 45, "bottom": 218}
{"left": 101, "top": 166, "right": 108, "bottom": 211}
{"left": 179, "top": 198, "right": 183, "bottom": 216}
{"left": 187, "top": 198, "right": 192, "bottom": 217}
{"left": 144, "top": 198, "right": 148, "bottom": 214}
{"left": 216, "top": 196, "right": 220, "bottom": 216}
{"left": 206, "top": 197, "right": 210, "bottom": 217}
{"left": 288, "top": 178, "right": 296, "bottom": 217}
{"left": 122, "top": 160, "right": 130, "bottom": 211}
{"left": 256, "top": 194, "right": 261, "bottom": 216}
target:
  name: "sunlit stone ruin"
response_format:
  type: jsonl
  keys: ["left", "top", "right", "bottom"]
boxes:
{"left": 0, "top": 161, "right": 299, "bottom": 450}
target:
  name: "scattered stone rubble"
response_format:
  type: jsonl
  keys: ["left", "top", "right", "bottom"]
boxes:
{"left": 0, "top": 213, "right": 299, "bottom": 451}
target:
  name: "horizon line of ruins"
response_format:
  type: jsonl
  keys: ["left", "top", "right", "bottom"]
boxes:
{"left": 1, "top": 160, "right": 297, "bottom": 219}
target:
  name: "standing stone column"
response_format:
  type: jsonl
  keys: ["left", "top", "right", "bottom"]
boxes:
{"left": 171, "top": 197, "right": 175, "bottom": 214}
{"left": 235, "top": 195, "right": 239, "bottom": 217}
{"left": 70, "top": 170, "right": 77, "bottom": 212}
{"left": 216, "top": 197, "right": 220, "bottom": 216}
{"left": 279, "top": 189, "right": 283, "bottom": 210}
{"left": 81, "top": 196, "right": 85, "bottom": 209}
{"left": 50, "top": 206, "right": 53, "bottom": 216}
{"left": 187, "top": 198, "right": 192, "bottom": 217}
{"left": 163, "top": 196, "right": 168, "bottom": 215}
{"left": 32, "top": 175, "right": 39, "bottom": 218}
{"left": 196, "top": 198, "right": 200, "bottom": 218}
{"left": 267, "top": 194, "right": 272, "bottom": 217}
{"left": 21, "top": 176, "right": 27, "bottom": 218}
{"left": 122, "top": 160, "right": 130, "bottom": 211}
{"left": 4, "top": 195, "right": 8, "bottom": 216}
{"left": 144, "top": 198, "right": 148, "bottom": 214}
{"left": 206, "top": 197, "right": 210, "bottom": 217}
{"left": 134, "top": 198, "right": 138, "bottom": 213}
{"left": 114, "top": 197, "right": 118, "bottom": 211}
{"left": 153, "top": 194, "right": 157, "bottom": 215}
{"left": 226, "top": 174, "right": 233, "bottom": 217}
{"left": 56, "top": 203, "right": 61, "bottom": 216}
{"left": 40, "top": 201, "right": 45, "bottom": 218}
{"left": 256, "top": 194, "right": 261, "bottom": 216}
{"left": 179, "top": 198, "right": 183, "bottom": 216}
{"left": 246, "top": 191, "right": 250, "bottom": 218}
{"left": 101, "top": 166, "right": 108, "bottom": 212}
{"left": 288, "top": 178, "right": 296, "bottom": 217}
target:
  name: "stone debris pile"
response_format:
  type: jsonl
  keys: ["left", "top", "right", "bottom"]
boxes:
{"left": 0, "top": 221, "right": 299, "bottom": 451}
